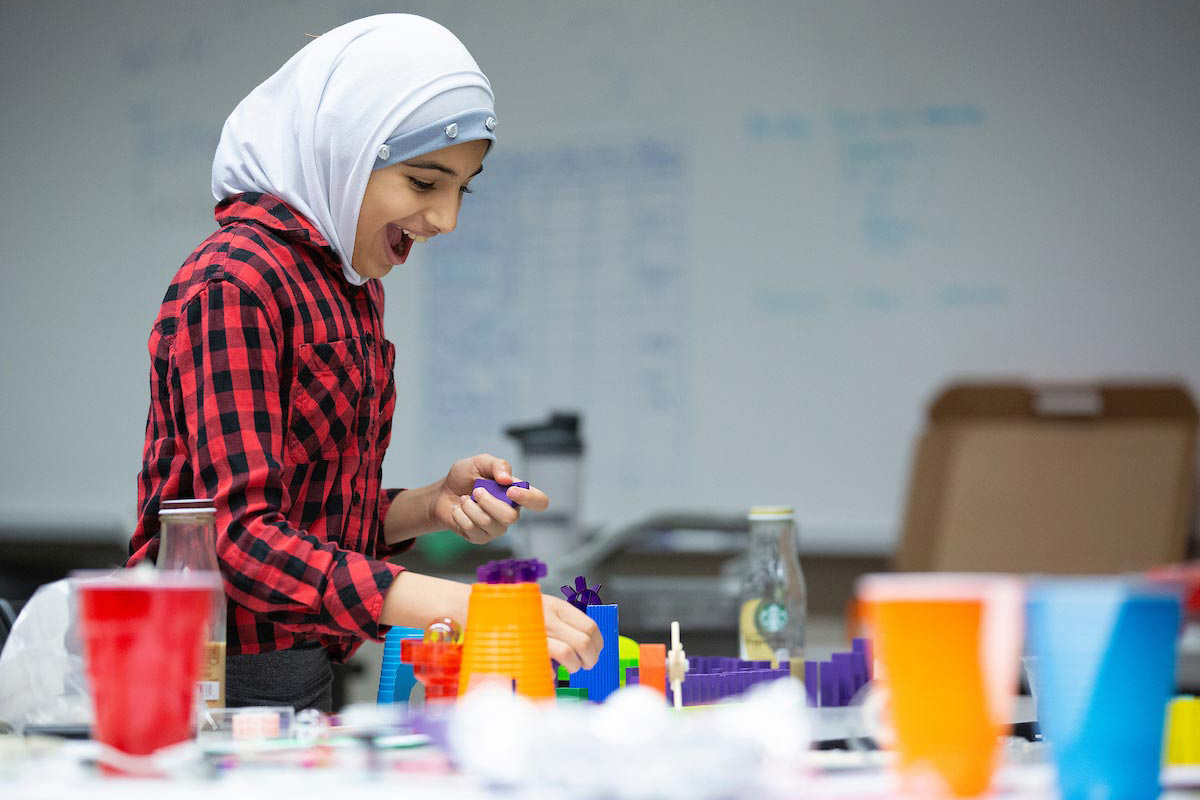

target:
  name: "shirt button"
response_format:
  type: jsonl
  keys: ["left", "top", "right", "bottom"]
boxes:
{"left": 364, "top": 333, "right": 375, "bottom": 345}
{"left": 352, "top": 491, "right": 362, "bottom": 506}
{"left": 365, "top": 384, "right": 375, "bottom": 398}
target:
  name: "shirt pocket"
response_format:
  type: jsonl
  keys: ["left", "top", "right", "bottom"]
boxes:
{"left": 377, "top": 339, "right": 397, "bottom": 453}
{"left": 287, "top": 339, "right": 365, "bottom": 464}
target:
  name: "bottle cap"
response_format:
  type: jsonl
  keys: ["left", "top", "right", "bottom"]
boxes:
{"left": 748, "top": 506, "right": 794, "bottom": 520}
{"left": 159, "top": 498, "right": 216, "bottom": 516}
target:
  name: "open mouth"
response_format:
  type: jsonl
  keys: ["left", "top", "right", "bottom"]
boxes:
{"left": 385, "top": 223, "right": 415, "bottom": 265}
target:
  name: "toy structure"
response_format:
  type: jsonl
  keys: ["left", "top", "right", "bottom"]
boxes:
{"left": 400, "top": 619, "right": 464, "bottom": 704}
{"left": 561, "top": 575, "right": 604, "bottom": 611}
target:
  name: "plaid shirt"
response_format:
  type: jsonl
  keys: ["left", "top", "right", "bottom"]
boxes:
{"left": 129, "top": 192, "right": 411, "bottom": 663}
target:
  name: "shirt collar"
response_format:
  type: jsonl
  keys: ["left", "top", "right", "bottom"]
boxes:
{"left": 214, "top": 193, "right": 356, "bottom": 283}
{"left": 215, "top": 192, "right": 334, "bottom": 251}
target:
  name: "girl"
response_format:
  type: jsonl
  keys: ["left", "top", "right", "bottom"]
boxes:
{"left": 127, "top": 14, "right": 601, "bottom": 712}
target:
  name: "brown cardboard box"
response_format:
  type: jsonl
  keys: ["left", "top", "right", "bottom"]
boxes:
{"left": 895, "top": 382, "right": 1198, "bottom": 574}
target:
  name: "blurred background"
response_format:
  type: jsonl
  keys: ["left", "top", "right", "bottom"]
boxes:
{"left": 2, "top": 1, "right": 1199, "bottom": 703}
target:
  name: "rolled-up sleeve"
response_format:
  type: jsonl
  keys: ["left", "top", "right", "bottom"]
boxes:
{"left": 173, "top": 279, "right": 402, "bottom": 641}
{"left": 376, "top": 488, "right": 418, "bottom": 560}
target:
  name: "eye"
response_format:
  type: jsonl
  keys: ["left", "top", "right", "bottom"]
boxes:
{"left": 409, "top": 177, "right": 435, "bottom": 192}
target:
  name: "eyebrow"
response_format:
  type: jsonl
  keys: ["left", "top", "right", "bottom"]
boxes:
{"left": 402, "top": 159, "right": 484, "bottom": 179}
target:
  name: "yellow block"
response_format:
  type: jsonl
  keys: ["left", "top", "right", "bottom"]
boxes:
{"left": 1164, "top": 696, "right": 1200, "bottom": 767}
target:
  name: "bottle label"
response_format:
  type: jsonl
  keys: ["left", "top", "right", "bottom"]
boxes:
{"left": 738, "top": 600, "right": 777, "bottom": 661}
{"left": 755, "top": 601, "right": 789, "bottom": 635}
{"left": 199, "top": 641, "right": 226, "bottom": 708}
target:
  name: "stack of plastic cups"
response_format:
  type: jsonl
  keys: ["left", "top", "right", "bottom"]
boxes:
{"left": 377, "top": 627, "right": 424, "bottom": 704}
{"left": 458, "top": 562, "right": 555, "bottom": 701}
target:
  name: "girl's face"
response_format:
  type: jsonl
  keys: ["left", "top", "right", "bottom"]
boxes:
{"left": 351, "top": 138, "right": 489, "bottom": 279}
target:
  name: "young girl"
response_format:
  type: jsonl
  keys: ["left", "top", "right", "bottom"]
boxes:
{"left": 127, "top": 14, "right": 601, "bottom": 712}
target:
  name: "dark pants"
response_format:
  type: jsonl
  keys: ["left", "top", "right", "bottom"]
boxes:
{"left": 225, "top": 642, "right": 334, "bottom": 713}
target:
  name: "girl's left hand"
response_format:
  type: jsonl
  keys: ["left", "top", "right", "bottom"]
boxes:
{"left": 432, "top": 454, "right": 549, "bottom": 544}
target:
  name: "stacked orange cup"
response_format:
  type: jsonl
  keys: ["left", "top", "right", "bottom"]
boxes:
{"left": 457, "top": 559, "right": 555, "bottom": 701}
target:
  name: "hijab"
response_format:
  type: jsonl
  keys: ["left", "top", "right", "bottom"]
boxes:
{"left": 212, "top": 14, "right": 496, "bottom": 285}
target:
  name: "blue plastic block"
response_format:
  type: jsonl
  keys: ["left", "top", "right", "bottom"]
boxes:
{"left": 569, "top": 604, "right": 619, "bottom": 703}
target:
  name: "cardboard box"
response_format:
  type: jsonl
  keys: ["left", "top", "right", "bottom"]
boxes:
{"left": 895, "top": 382, "right": 1198, "bottom": 574}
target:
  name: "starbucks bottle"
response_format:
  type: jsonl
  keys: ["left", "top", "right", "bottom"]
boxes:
{"left": 158, "top": 498, "right": 227, "bottom": 708}
{"left": 738, "top": 506, "right": 806, "bottom": 666}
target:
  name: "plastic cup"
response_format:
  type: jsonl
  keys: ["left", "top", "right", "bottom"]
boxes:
{"left": 1027, "top": 579, "right": 1180, "bottom": 800}
{"left": 76, "top": 569, "right": 220, "bottom": 767}
{"left": 858, "top": 574, "right": 1023, "bottom": 798}
{"left": 458, "top": 582, "right": 554, "bottom": 700}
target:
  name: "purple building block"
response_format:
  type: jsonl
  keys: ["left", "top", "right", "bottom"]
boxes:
{"left": 833, "top": 653, "right": 855, "bottom": 703}
{"left": 476, "top": 558, "right": 547, "bottom": 584}
{"left": 852, "top": 637, "right": 873, "bottom": 682}
{"left": 820, "top": 660, "right": 838, "bottom": 706}
{"left": 472, "top": 478, "right": 531, "bottom": 508}
{"left": 849, "top": 648, "right": 868, "bottom": 693}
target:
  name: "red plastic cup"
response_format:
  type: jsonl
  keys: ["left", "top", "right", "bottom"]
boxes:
{"left": 76, "top": 570, "right": 220, "bottom": 767}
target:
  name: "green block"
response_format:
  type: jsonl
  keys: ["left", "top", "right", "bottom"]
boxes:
{"left": 618, "top": 635, "right": 640, "bottom": 663}
{"left": 556, "top": 687, "right": 588, "bottom": 702}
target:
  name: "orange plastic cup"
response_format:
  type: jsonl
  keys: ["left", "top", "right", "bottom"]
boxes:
{"left": 76, "top": 570, "right": 220, "bottom": 768}
{"left": 458, "top": 582, "right": 555, "bottom": 700}
{"left": 858, "top": 574, "right": 1023, "bottom": 798}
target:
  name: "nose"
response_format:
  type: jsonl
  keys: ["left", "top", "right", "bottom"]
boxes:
{"left": 424, "top": 192, "right": 463, "bottom": 236}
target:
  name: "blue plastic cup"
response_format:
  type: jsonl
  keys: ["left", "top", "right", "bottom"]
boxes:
{"left": 377, "top": 627, "right": 426, "bottom": 705}
{"left": 1027, "top": 579, "right": 1180, "bottom": 800}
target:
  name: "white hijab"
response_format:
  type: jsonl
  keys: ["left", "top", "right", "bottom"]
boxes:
{"left": 212, "top": 14, "right": 496, "bottom": 285}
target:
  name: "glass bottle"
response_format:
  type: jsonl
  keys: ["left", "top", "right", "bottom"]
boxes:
{"left": 158, "top": 498, "right": 226, "bottom": 708}
{"left": 738, "top": 506, "right": 807, "bottom": 666}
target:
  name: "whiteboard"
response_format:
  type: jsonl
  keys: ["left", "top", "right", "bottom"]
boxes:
{"left": 1, "top": 0, "right": 1198, "bottom": 553}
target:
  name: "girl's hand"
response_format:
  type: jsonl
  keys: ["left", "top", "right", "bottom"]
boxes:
{"left": 432, "top": 454, "right": 549, "bottom": 544}
{"left": 542, "top": 594, "right": 603, "bottom": 672}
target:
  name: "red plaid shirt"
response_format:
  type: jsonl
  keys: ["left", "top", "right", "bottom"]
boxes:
{"left": 129, "top": 192, "right": 411, "bottom": 663}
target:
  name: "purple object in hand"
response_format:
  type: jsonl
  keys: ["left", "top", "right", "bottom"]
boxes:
{"left": 472, "top": 478, "right": 530, "bottom": 508}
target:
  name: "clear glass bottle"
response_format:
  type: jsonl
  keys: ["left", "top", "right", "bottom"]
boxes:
{"left": 158, "top": 498, "right": 226, "bottom": 708}
{"left": 738, "top": 506, "right": 807, "bottom": 666}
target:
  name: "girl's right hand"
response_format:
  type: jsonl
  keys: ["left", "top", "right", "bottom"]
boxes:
{"left": 541, "top": 594, "right": 603, "bottom": 673}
